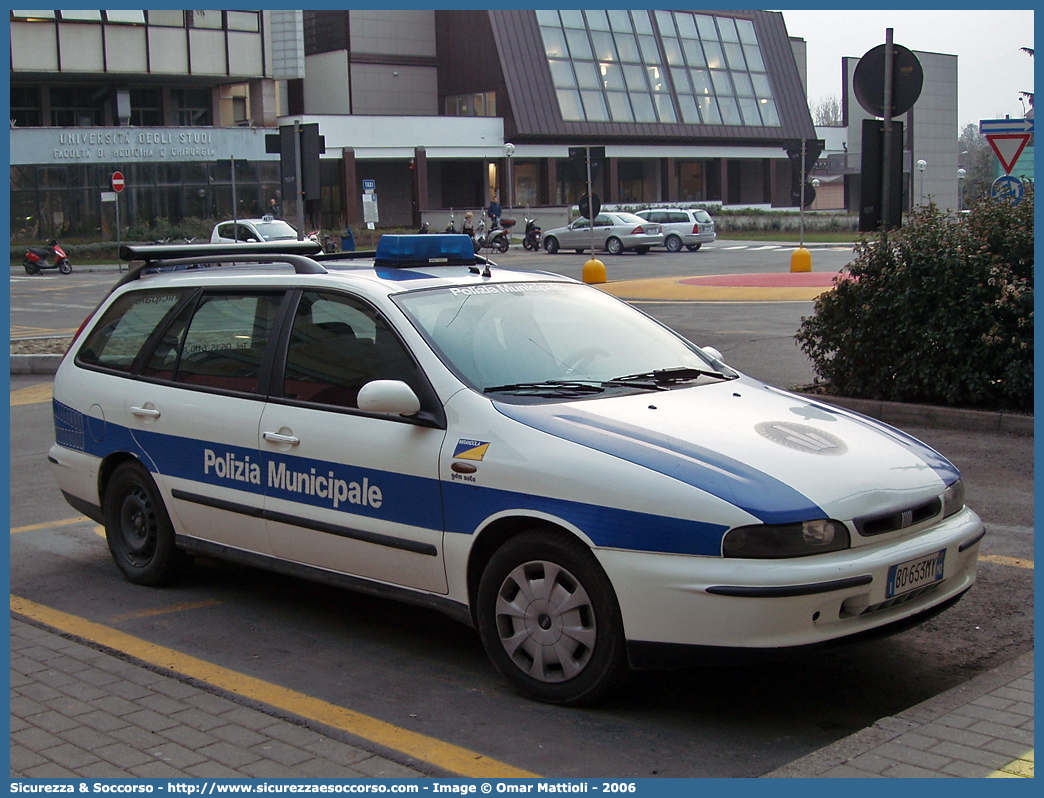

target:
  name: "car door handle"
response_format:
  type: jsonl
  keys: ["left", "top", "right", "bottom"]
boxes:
{"left": 130, "top": 406, "right": 161, "bottom": 418}
{"left": 263, "top": 431, "right": 300, "bottom": 446}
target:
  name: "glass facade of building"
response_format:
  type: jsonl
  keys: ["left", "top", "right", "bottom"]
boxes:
{"left": 536, "top": 9, "right": 779, "bottom": 128}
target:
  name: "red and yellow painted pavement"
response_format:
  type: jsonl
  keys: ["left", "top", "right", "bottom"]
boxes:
{"left": 600, "top": 270, "right": 843, "bottom": 302}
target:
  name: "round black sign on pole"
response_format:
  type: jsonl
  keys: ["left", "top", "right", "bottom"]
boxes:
{"left": 853, "top": 43, "right": 923, "bottom": 118}
{"left": 579, "top": 193, "right": 601, "bottom": 220}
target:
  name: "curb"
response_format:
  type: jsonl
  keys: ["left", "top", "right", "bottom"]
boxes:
{"left": 813, "top": 394, "right": 1033, "bottom": 437}
{"left": 762, "top": 651, "right": 1035, "bottom": 777}
{"left": 11, "top": 353, "right": 63, "bottom": 374}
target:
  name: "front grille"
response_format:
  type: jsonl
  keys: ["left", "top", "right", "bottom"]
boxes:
{"left": 856, "top": 497, "right": 942, "bottom": 536}
{"left": 841, "top": 580, "right": 943, "bottom": 618}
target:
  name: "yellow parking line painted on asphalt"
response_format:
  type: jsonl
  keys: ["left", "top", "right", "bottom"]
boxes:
{"left": 988, "top": 749, "right": 1034, "bottom": 778}
{"left": 109, "top": 599, "right": 224, "bottom": 624}
{"left": 598, "top": 277, "right": 829, "bottom": 302}
{"left": 10, "top": 595, "right": 539, "bottom": 778}
{"left": 11, "top": 382, "right": 54, "bottom": 406}
{"left": 980, "top": 554, "right": 1034, "bottom": 570}
{"left": 11, "top": 516, "right": 90, "bottom": 534}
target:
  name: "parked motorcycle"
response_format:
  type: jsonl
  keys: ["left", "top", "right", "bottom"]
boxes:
{"left": 521, "top": 217, "right": 542, "bottom": 251}
{"left": 485, "top": 217, "right": 515, "bottom": 253}
{"left": 23, "top": 240, "right": 71, "bottom": 275}
{"left": 417, "top": 221, "right": 430, "bottom": 234}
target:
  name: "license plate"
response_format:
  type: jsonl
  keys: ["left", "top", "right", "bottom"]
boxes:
{"left": 887, "top": 550, "right": 946, "bottom": 598}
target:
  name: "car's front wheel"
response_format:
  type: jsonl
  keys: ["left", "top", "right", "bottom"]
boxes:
{"left": 103, "top": 460, "right": 189, "bottom": 586}
{"left": 665, "top": 235, "right": 683, "bottom": 253}
{"left": 476, "top": 528, "right": 630, "bottom": 705}
{"left": 605, "top": 237, "right": 624, "bottom": 255}
{"left": 544, "top": 236, "right": 560, "bottom": 254}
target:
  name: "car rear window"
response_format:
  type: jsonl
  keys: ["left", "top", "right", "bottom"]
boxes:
{"left": 76, "top": 289, "right": 193, "bottom": 373}
{"left": 694, "top": 210, "right": 713, "bottom": 223}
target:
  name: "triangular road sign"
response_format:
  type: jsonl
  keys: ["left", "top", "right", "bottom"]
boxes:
{"left": 985, "top": 133, "right": 1031, "bottom": 174}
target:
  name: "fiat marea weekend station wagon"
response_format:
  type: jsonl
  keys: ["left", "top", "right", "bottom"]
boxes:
{"left": 48, "top": 235, "right": 984, "bottom": 705}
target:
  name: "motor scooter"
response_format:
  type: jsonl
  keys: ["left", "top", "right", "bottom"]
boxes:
{"left": 485, "top": 217, "right": 515, "bottom": 253}
{"left": 23, "top": 240, "right": 72, "bottom": 275}
{"left": 521, "top": 217, "right": 542, "bottom": 251}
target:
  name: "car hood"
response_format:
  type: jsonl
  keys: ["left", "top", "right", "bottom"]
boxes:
{"left": 493, "top": 376, "right": 959, "bottom": 526}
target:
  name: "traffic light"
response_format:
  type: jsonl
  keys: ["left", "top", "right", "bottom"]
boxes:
{"left": 265, "top": 124, "right": 325, "bottom": 202}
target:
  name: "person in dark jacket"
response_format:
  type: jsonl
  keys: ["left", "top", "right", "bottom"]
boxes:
{"left": 487, "top": 195, "right": 501, "bottom": 229}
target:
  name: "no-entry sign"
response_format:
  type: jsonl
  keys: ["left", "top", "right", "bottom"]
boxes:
{"left": 111, "top": 171, "right": 125, "bottom": 192}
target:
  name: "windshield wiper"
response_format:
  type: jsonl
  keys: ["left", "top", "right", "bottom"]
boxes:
{"left": 606, "top": 366, "right": 736, "bottom": 387}
{"left": 483, "top": 380, "right": 606, "bottom": 396}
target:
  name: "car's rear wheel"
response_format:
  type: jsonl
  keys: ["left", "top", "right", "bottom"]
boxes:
{"left": 103, "top": 461, "right": 189, "bottom": 586}
{"left": 477, "top": 528, "right": 630, "bottom": 705}
{"left": 686, "top": 243, "right": 702, "bottom": 252}
{"left": 605, "top": 237, "right": 624, "bottom": 256}
{"left": 544, "top": 236, "right": 559, "bottom": 254}
{"left": 665, "top": 235, "right": 683, "bottom": 253}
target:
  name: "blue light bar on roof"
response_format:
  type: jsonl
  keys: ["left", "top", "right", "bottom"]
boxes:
{"left": 374, "top": 234, "right": 476, "bottom": 267}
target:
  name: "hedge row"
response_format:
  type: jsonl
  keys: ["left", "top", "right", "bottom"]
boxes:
{"left": 796, "top": 183, "right": 1033, "bottom": 412}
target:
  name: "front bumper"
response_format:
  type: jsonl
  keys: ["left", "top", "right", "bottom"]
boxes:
{"left": 596, "top": 507, "right": 983, "bottom": 657}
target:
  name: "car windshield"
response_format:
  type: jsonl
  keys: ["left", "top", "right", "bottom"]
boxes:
{"left": 252, "top": 220, "right": 298, "bottom": 241}
{"left": 394, "top": 282, "right": 730, "bottom": 396}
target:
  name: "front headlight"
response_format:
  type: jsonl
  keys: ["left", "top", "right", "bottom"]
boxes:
{"left": 941, "top": 479, "right": 965, "bottom": 519}
{"left": 722, "top": 519, "right": 850, "bottom": 558}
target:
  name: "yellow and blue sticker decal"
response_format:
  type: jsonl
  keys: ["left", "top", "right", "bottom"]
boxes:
{"left": 453, "top": 439, "right": 490, "bottom": 461}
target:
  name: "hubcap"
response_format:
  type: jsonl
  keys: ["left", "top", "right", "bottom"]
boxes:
{"left": 494, "top": 560, "right": 596, "bottom": 683}
{"left": 118, "top": 486, "right": 158, "bottom": 564}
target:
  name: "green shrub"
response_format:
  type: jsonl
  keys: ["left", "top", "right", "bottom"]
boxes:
{"left": 796, "top": 183, "right": 1033, "bottom": 411}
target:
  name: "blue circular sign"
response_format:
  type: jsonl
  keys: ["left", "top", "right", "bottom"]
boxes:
{"left": 991, "top": 175, "right": 1024, "bottom": 205}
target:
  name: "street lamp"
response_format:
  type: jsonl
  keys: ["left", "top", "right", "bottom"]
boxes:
{"left": 957, "top": 168, "right": 967, "bottom": 213}
{"left": 503, "top": 142, "right": 515, "bottom": 221}
{"left": 916, "top": 159, "right": 927, "bottom": 206}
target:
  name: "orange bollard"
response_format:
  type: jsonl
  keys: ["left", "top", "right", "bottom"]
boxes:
{"left": 583, "top": 258, "right": 607, "bottom": 284}
{"left": 790, "top": 246, "right": 811, "bottom": 272}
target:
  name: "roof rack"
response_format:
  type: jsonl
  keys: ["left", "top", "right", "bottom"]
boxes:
{"left": 120, "top": 240, "right": 323, "bottom": 264}
{"left": 111, "top": 242, "right": 329, "bottom": 293}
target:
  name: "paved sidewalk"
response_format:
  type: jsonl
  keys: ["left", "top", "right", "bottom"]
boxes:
{"left": 765, "top": 651, "right": 1034, "bottom": 778}
{"left": 10, "top": 617, "right": 427, "bottom": 779}
{"left": 10, "top": 612, "right": 1033, "bottom": 779}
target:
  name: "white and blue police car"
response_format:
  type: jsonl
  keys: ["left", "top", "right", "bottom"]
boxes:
{"left": 48, "top": 235, "right": 984, "bottom": 705}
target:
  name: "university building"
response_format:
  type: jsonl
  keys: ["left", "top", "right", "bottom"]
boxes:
{"left": 10, "top": 9, "right": 824, "bottom": 239}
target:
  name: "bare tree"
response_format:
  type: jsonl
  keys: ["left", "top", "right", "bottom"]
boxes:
{"left": 810, "top": 96, "right": 843, "bottom": 126}
{"left": 958, "top": 123, "right": 994, "bottom": 202}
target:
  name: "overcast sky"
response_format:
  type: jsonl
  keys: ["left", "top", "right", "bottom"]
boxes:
{"left": 775, "top": 9, "right": 1035, "bottom": 131}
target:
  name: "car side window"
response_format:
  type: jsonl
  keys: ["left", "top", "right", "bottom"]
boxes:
{"left": 174, "top": 292, "right": 284, "bottom": 393}
{"left": 668, "top": 212, "right": 689, "bottom": 223}
{"left": 594, "top": 215, "right": 613, "bottom": 227}
{"left": 571, "top": 219, "right": 590, "bottom": 230}
{"left": 282, "top": 291, "right": 421, "bottom": 410}
{"left": 76, "top": 289, "right": 193, "bottom": 373}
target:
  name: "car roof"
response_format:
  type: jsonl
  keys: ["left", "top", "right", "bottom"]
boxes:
{"left": 116, "top": 236, "right": 576, "bottom": 299}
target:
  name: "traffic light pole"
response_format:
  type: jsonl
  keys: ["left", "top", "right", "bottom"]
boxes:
{"left": 294, "top": 120, "right": 305, "bottom": 240}
{"left": 881, "top": 28, "right": 895, "bottom": 249}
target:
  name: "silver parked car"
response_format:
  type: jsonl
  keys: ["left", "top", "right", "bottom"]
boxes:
{"left": 543, "top": 212, "right": 663, "bottom": 255}
{"left": 635, "top": 208, "right": 716, "bottom": 252}
{"left": 211, "top": 216, "right": 300, "bottom": 244}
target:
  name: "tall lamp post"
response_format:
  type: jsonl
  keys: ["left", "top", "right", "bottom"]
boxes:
{"left": 503, "top": 142, "right": 515, "bottom": 222}
{"left": 916, "top": 159, "right": 927, "bottom": 206}
{"left": 957, "top": 168, "right": 966, "bottom": 212}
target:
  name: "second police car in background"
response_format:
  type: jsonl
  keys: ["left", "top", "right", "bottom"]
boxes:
{"left": 48, "top": 235, "right": 984, "bottom": 705}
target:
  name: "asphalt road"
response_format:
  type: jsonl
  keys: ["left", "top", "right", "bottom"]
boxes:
{"left": 8, "top": 240, "right": 1034, "bottom": 777}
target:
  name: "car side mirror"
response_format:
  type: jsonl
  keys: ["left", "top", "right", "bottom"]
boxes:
{"left": 701, "top": 346, "right": 725, "bottom": 363}
{"left": 357, "top": 380, "right": 421, "bottom": 417}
